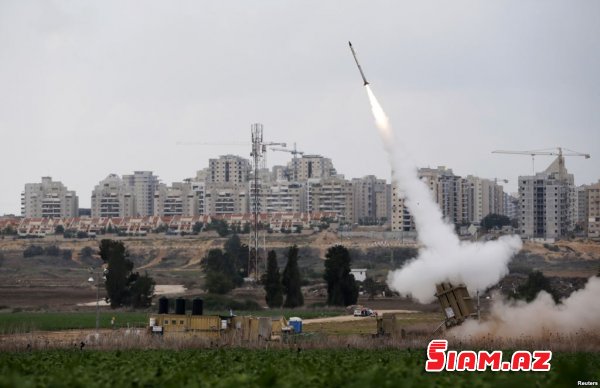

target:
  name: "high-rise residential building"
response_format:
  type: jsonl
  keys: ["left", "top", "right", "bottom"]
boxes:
{"left": 391, "top": 184, "right": 414, "bottom": 232}
{"left": 352, "top": 175, "right": 389, "bottom": 224}
{"left": 307, "top": 177, "right": 354, "bottom": 221}
{"left": 21, "top": 177, "right": 78, "bottom": 218}
{"left": 190, "top": 180, "right": 206, "bottom": 215}
{"left": 122, "top": 171, "right": 160, "bottom": 217}
{"left": 204, "top": 183, "right": 249, "bottom": 215}
{"left": 390, "top": 168, "right": 507, "bottom": 232}
{"left": 518, "top": 156, "right": 573, "bottom": 239}
{"left": 154, "top": 181, "right": 198, "bottom": 217}
{"left": 207, "top": 155, "right": 250, "bottom": 184}
{"left": 568, "top": 185, "right": 588, "bottom": 232}
{"left": 203, "top": 155, "right": 251, "bottom": 215}
{"left": 465, "top": 176, "right": 505, "bottom": 223}
{"left": 503, "top": 192, "right": 519, "bottom": 221}
{"left": 262, "top": 182, "right": 306, "bottom": 213}
{"left": 91, "top": 174, "right": 136, "bottom": 218}
{"left": 289, "top": 155, "right": 336, "bottom": 181}
{"left": 586, "top": 181, "right": 600, "bottom": 238}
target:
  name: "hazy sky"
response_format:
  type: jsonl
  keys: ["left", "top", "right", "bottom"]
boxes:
{"left": 1, "top": 1, "right": 599, "bottom": 214}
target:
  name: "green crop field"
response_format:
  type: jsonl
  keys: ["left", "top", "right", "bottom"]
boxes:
{"left": 0, "top": 309, "right": 344, "bottom": 333}
{"left": 0, "top": 349, "right": 597, "bottom": 387}
{"left": 0, "top": 312, "right": 149, "bottom": 333}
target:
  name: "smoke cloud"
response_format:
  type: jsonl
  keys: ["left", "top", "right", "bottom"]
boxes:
{"left": 365, "top": 85, "right": 522, "bottom": 303}
{"left": 450, "top": 277, "right": 600, "bottom": 338}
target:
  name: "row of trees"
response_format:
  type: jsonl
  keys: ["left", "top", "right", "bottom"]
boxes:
{"left": 202, "top": 235, "right": 249, "bottom": 294}
{"left": 262, "top": 246, "right": 304, "bottom": 308}
{"left": 262, "top": 244, "right": 358, "bottom": 308}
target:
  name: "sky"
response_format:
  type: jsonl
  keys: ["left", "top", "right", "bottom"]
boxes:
{"left": 1, "top": 1, "right": 599, "bottom": 214}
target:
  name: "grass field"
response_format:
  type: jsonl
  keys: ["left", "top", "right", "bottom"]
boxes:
{"left": 0, "top": 309, "right": 346, "bottom": 333}
{"left": 0, "top": 349, "right": 597, "bottom": 387}
{"left": 0, "top": 312, "right": 149, "bottom": 333}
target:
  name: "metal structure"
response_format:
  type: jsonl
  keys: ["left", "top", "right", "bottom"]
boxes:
{"left": 492, "top": 147, "right": 591, "bottom": 175}
{"left": 249, "top": 123, "right": 286, "bottom": 280}
{"left": 435, "top": 282, "right": 477, "bottom": 328}
{"left": 270, "top": 143, "right": 305, "bottom": 181}
{"left": 88, "top": 267, "right": 107, "bottom": 333}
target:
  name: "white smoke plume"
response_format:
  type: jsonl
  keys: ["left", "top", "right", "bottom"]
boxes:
{"left": 364, "top": 85, "right": 522, "bottom": 303}
{"left": 450, "top": 277, "right": 600, "bottom": 338}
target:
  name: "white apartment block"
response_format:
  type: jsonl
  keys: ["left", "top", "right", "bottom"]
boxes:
{"left": 21, "top": 177, "right": 78, "bottom": 218}
{"left": 568, "top": 185, "right": 588, "bottom": 232}
{"left": 465, "top": 176, "right": 505, "bottom": 223}
{"left": 204, "top": 182, "right": 249, "bottom": 215}
{"left": 391, "top": 184, "right": 414, "bottom": 232}
{"left": 518, "top": 157, "right": 573, "bottom": 239}
{"left": 208, "top": 155, "right": 250, "bottom": 184}
{"left": 503, "top": 192, "right": 519, "bottom": 221}
{"left": 91, "top": 174, "right": 136, "bottom": 218}
{"left": 307, "top": 177, "right": 354, "bottom": 221}
{"left": 289, "top": 155, "right": 336, "bottom": 181}
{"left": 190, "top": 180, "right": 206, "bottom": 215}
{"left": 122, "top": 171, "right": 159, "bottom": 217}
{"left": 262, "top": 182, "right": 307, "bottom": 213}
{"left": 586, "top": 181, "right": 600, "bottom": 238}
{"left": 352, "top": 175, "right": 389, "bottom": 224}
{"left": 154, "top": 181, "right": 198, "bottom": 217}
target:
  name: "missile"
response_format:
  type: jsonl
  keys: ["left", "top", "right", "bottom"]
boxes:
{"left": 348, "top": 41, "right": 369, "bottom": 86}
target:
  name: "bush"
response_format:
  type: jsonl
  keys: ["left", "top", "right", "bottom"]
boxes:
{"left": 23, "top": 245, "right": 44, "bottom": 258}
{"left": 200, "top": 294, "right": 261, "bottom": 311}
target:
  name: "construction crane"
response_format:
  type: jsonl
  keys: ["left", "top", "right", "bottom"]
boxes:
{"left": 492, "top": 147, "right": 591, "bottom": 175}
{"left": 270, "top": 143, "right": 304, "bottom": 181}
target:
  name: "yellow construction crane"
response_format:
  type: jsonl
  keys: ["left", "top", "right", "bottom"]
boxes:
{"left": 492, "top": 147, "right": 590, "bottom": 175}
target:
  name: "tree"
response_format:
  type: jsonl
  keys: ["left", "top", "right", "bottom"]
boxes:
{"left": 99, "top": 239, "right": 155, "bottom": 308}
{"left": 100, "top": 239, "right": 134, "bottom": 308}
{"left": 262, "top": 250, "right": 283, "bottom": 308}
{"left": 54, "top": 225, "right": 65, "bottom": 235}
{"left": 202, "top": 249, "right": 237, "bottom": 294}
{"left": 514, "top": 271, "right": 559, "bottom": 303}
{"left": 192, "top": 222, "right": 203, "bottom": 234}
{"left": 224, "top": 234, "right": 248, "bottom": 281}
{"left": 481, "top": 214, "right": 512, "bottom": 230}
{"left": 363, "top": 277, "right": 378, "bottom": 300}
{"left": 324, "top": 245, "right": 359, "bottom": 306}
{"left": 282, "top": 245, "right": 304, "bottom": 308}
{"left": 207, "top": 219, "right": 229, "bottom": 237}
{"left": 128, "top": 272, "right": 155, "bottom": 308}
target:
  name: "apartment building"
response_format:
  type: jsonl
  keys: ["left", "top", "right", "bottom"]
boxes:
{"left": 307, "top": 177, "right": 354, "bottom": 221}
{"left": 518, "top": 156, "right": 573, "bottom": 239}
{"left": 352, "top": 175, "right": 389, "bottom": 224}
{"left": 261, "top": 181, "right": 306, "bottom": 213}
{"left": 21, "top": 177, "right": 78, "bottom": 218}
{"left": 390, "top": 184, "right": 414, "bottom": 232}
{"left": 154, "top": 181, "right": 198, "bottom": 217}
{"left": 91, "top": 174, "right": 136, "bottom": 218}
{"left": 587, "top": 181, "right": 600, "bottom": 238}
{"left": 289, "top": 155, "right": 336, "bottom": 181}
{"left": 207, "top": 155, "right": 250, "bottom": 184}
{"left": 465, "top": 176, "right": 505, "bottom": 223}
{"left": 122, "top": 171, "right": 159, "bottom": 217}
{"left": 568, "top": 185, "right": 588, "bottom": 232}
